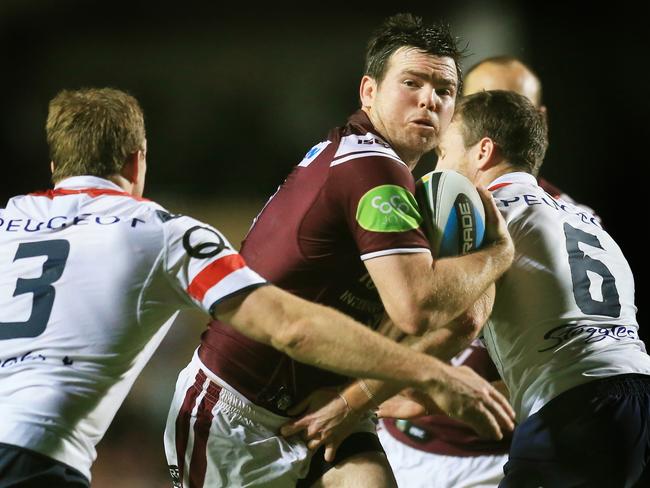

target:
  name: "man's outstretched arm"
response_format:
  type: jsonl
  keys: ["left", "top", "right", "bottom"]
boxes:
{"left": 216, "top": 284, "right": 513, "bottom": 442}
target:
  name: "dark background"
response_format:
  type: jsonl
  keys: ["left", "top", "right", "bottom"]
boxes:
{"left": 1, "top": 1, "right": 648, "bottom": 485}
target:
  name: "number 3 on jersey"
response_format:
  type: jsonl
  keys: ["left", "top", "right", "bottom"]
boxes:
{"left": 0, "top": 240, "right": 70, "bottom": 340}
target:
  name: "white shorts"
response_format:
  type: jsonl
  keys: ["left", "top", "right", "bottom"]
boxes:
{"left": 377, "top": 422, "right": 507, "bottom": 488}
{"left": 164, "top": 350, "right": 376, "bottom": 487}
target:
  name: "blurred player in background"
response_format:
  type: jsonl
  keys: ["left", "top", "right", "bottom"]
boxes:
{"left": 0, "top": 87, "right": 513, "bottom": 487}
{"left": 429, "top": 89, "right": 650, "bottom": 487}
{"left": 463, "top": 55, "right": 600, "bottom": 220}
{"left": 165, "top": 13, "right": 515, "bottom": 488}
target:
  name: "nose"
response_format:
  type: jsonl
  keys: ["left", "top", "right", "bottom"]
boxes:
{"left": 419, "top": 87, "right": 440, "bottom": 111}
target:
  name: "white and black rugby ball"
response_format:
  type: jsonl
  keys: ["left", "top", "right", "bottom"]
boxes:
{"left": 415, "top": 170, "right": 486, "bottom": 257}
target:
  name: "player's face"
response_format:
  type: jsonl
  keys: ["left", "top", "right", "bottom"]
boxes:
{"left": 435, "top": 120, "right": 478, "bottom": 182}
{"left": 463, "top": 62, "right": 541, "bottom": 108}
{"left": 361, "top": 47, "right": 458, "bottom": 167}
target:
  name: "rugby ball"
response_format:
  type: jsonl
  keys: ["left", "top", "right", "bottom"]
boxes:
{"left": 415, "top": 170, "right": 485, "bottom": 257}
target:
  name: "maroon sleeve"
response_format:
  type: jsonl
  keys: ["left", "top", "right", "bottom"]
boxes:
{"left": 326, "top": 155, "right": 430, "bottom": 257}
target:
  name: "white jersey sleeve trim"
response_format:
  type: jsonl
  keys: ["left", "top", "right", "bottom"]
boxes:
{"left": 331, "top": 151, "right": 405, "bottom": 168}
{"left": 198, "top": 265, "right": 267, "bottom": 312}
{"left": 331, "top": 133, "right": 406, "bottom": 168}
{"left": 360, "top": 247, "right": 430, "bottom": 261}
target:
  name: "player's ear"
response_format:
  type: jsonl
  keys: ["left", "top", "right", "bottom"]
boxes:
{"left": 538, "top": 105, "right": 548, "bottom": 126}
{"left": 476, "top": 137, "right": 498, "bottom": 170}
{"left": 360, "top": 75, "right": 377, "bottom": 108}
{"left": 120, "top": 152, "right": 140, "bottom": 185}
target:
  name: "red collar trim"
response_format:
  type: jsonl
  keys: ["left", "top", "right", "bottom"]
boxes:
{"left": 29, "top": 188, "right": 150, "bottom": 201}
{"left": 487, "top": 182, "right": 513, "bottom": 192}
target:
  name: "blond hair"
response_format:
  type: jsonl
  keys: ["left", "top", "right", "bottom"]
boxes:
{"left": 46, "top": 88, "right": 145, "bottom": 182}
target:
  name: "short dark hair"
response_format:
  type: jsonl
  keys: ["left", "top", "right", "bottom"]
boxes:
{"left": 455, "top": 90, "right": 548, "bottom": 175}
{"left": 47, "top": 87, "right": 145, "bottom": 183}
{"left": 364, "top": 13, "right": 464, "bottom": 89}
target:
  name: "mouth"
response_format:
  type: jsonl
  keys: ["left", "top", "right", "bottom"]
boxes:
{"left": 410, "top": 118, "right": 436, "bottom": 130}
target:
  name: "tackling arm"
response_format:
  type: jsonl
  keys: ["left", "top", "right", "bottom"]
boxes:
{"left": 216, "top": 284, "right": 513, "bottom": 441}
{"left": 341, "top": 284, "right": 495, "bottom": 414}
{"left": 364, "top": 188, "right": 512, "bottom": 335}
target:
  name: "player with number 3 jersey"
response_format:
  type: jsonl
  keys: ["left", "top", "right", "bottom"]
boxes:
{"left": 0, "top": 175, "right": 267, "bottom": 483}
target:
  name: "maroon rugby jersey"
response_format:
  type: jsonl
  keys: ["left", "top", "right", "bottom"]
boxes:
{"left": 198, "top": 110, "right": 430, "bottom": 414}
{"left": 383, "top": 340, "right": 511, "bottom": 456}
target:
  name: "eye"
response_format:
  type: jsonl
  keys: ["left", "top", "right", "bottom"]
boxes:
{"left": 437, "top": 87, "right": 453, "bottom": 97}
{"left": 403, "top": 79, "right": 420, "bottom": 88}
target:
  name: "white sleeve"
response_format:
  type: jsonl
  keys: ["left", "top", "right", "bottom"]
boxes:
{"left": 162, "top": 214, "right": 267, "bottom": 314}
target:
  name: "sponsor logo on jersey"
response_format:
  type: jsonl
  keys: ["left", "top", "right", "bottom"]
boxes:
{"left": 182, "top": 226, "right": 228, "bottom": 259}
{"left": 496, "top": 193, "right": 601, "bottom": 228}
{"left": 298, "top": 141, "right": 331, "bottom": 167}
{"left": 539, "top": 324, "right": 638, "bottom": 352}
{"left": 0, "top": 214, "right": 145, "bottom": 231}
{"left": 155, "top": 210, "right": 182, "bottom": 223}
{"left": 1, "top": 351, "right": 46, "bottom": 368}
{"left": 356, "top": 185, "right": 422, "bottom": 232}
{"left": 357, "top": 135, "right": 391, "bottom": 148}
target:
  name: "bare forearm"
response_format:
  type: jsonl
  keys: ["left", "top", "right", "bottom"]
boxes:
{"left": 411, "top": 284, "right": 494, "bottom": 358}
{"left": 342, "top": 286, "right": 495, "bottom": 412}
{"left": 337, "top": 327, "right": 470, "bottom": 414}
{"left": 226, "top": 286, "right": 446, "bottom": 388}
{"left": 337, "top": 329, "right": 465, "bottom": 414}
{"left": 366, "top": 241, "right": 510, "bottom": 335}
{"left": 422, "top": 245, "right": 508, "bottom": 329}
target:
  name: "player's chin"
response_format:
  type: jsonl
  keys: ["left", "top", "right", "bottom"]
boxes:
{"left": 410, "top": 134, "right": 438, "bottom": 154}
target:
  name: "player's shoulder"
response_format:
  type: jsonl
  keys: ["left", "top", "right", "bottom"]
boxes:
{"left": 83, "top": 194, "right": 213, "bottom": 239}
{"left": 330, "top": 132, "right": 405, "bottom": 169}
{"left": 156, "top": 210, "right": 232, "bottom": 251}
{"left": 489, "top": 172, "right": 554, "bottom": 226}
{"left": 490, "top": 172, "right": 546, "bottom": 205}
{"left": 491, "top": 172, "right": 601, "bottom": 231}
{"left": 84, "top": 193, "right": 171, "bottom": 225}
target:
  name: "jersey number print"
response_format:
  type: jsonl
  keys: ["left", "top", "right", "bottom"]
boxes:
{"left": 564, "top": 223, "right": 620, "bottom": 317}
{"left": 0, "top": 240, "right": 70, "bottom": 340}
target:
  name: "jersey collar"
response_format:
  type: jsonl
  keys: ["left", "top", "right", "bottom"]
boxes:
{"left": 54, "top": 176, "right": 124, "bottom": 191}
{"left": 487, "top": 172, "right": 537, "bottom": 191}
{"left": 346, "top": 109, "right": 375, "bottom": 135}
{"left": 31, "top": 176, "right": 149, "bottom": 201}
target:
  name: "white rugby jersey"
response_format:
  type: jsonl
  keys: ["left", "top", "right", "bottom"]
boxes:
{"left": 482, "top": 172, "right": 650, "bottom": 421}
{"left": 0, "top": 176, "right": 266, "bottom": 479}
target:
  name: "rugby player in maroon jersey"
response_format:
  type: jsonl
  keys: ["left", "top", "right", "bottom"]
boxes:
{"left": 165, "top": 14, "right": 515, "bottom": 487}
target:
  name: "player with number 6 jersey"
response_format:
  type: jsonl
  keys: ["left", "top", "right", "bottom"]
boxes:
{"left": 434, "top": 89, "right": 650, "bottom": 487}
{"left": 483, "top": 177, "right": 642, "bottom": 420}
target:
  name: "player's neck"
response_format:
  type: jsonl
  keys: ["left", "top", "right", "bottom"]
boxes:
{"left": 478, "top": 164, "right": 520, "bottom": 188}
{"left": 106, "top": 174, "right": 137, "bottom": 195}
